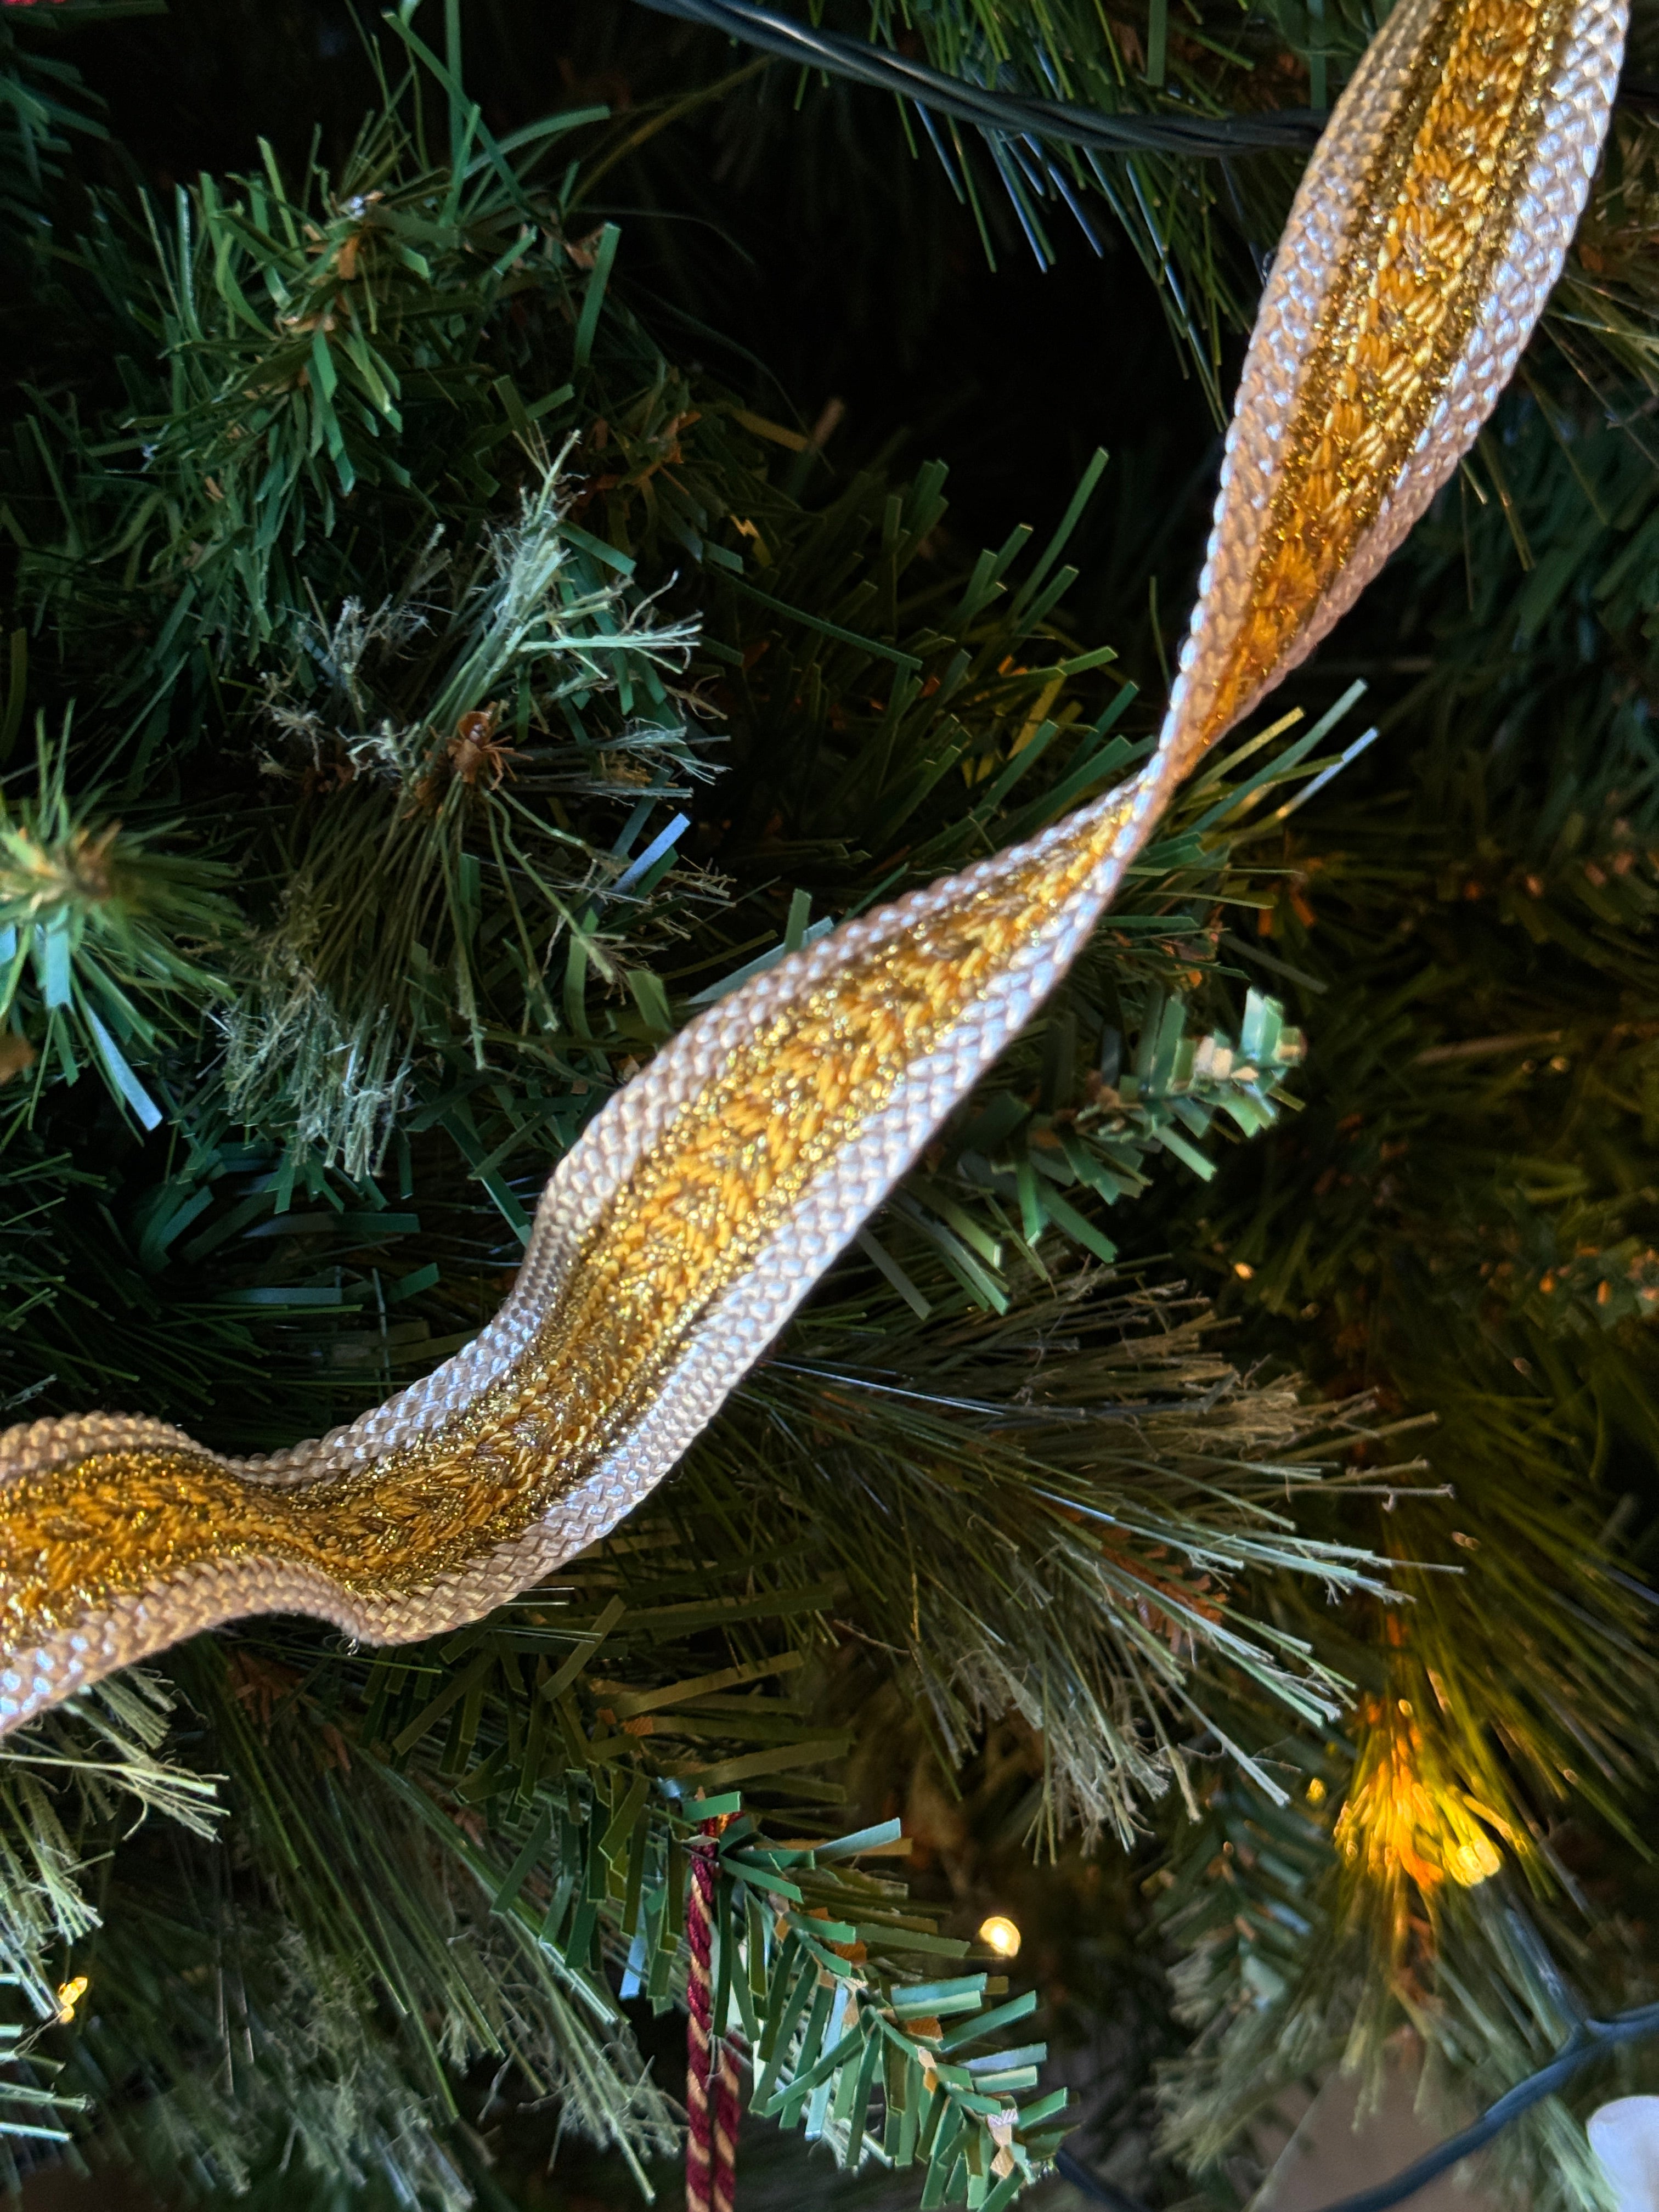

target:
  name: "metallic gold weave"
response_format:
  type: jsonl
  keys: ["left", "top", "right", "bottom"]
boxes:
{"left": 0, "top": 0, "right": 1627, "bottom": 1733}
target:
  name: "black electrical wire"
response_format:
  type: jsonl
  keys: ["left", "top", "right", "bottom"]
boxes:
{"left": 630, "top": 0, "right": 1328, "bottom": 156}
{"left": 1057, "top": 2000, "right": 1659, "bottom": 2212}
{"left": 631, "top": 0, "right": 1659, "bottom": 165}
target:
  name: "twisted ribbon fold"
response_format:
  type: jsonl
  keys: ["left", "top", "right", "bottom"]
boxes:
{"left": 0, "top": 0, "right": 1628, "bottom": 1734}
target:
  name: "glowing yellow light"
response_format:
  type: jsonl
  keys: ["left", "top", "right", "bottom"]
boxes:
{"left": 1334, "top": 1692, "right": 1514, "bottom": 1899}
{"left": 1447, "top": 1835, "right": 1502, "bottom": 1888}
{"left": 1305, "top": 1776, "right": 1327, "bottom": 1805}
{"left": 978, "top": 1915, "right": 1022, "bottom": 1960}
{"left": 54, "top": 1975, "right": 88, "bottom": 2024}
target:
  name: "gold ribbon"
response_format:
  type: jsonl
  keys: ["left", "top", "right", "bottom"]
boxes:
{"left": 0, "top": 0, "right": 1626, "bottom": 1733}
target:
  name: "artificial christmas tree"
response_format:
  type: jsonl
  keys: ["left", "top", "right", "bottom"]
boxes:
{"left": 2, "top": 1, "right": 1658, "bottom": 2208}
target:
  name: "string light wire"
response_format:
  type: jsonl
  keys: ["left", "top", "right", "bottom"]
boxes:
{"left": 1056, "top": 2001, "right": 1659, "bottom": 2212}
{"left": 629, "top": 0, "right": 1328, "bottom": 156}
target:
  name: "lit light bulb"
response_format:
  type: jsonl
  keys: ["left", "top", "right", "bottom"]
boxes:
{"left": 54, "top": 1975, "right": 88, "bottom": 2024}
{"left": 1447, "top": 1834, "right": 1501, "bottom": 1887}
{"left": 978, "top": 1914, "right": 1022, "bottom": 1959}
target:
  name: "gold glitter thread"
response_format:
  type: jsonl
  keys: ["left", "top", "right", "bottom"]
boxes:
{"left": 0, "top": 0, "right": 1631, "bottom": 1726}
{"left": 0, "top": 783, "right": 1146, "bottom": 1663}
{"left": 1172, "top": 0, "right": 1583, "bottom": 765}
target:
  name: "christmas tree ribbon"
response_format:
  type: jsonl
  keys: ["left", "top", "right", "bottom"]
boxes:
{"left": 0, "top": 0, "right": 1626, "bottom": 1733}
